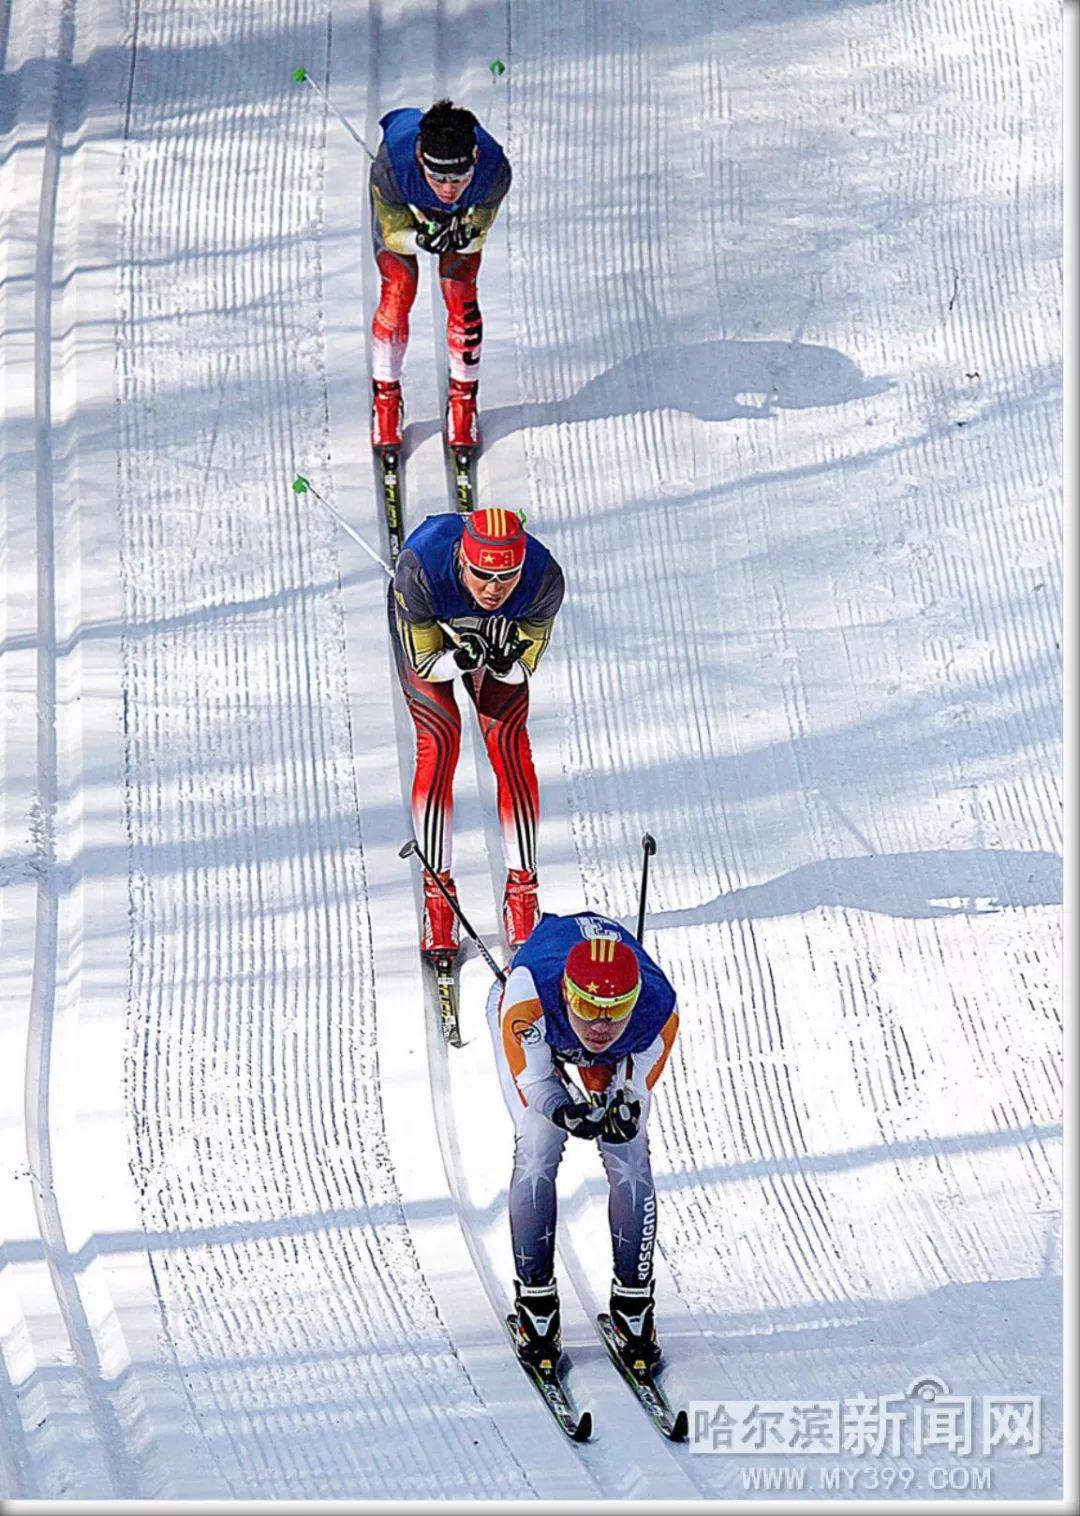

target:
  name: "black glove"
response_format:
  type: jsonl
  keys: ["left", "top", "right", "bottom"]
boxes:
{"left": 416, "top": 218, "right": 455, "bottom": 255}
{"left": 451, "top": 629, "right": 487, "bottom": 672}
{"left": 551, "top": 1100, "right": 607, "bottom": 1140}
{"left": 599, "top": 1092, "right": 641, "bottom": 1145}
{"left": 480, "top": 618, "right": 530, "bottom": 678}
{"left": 449, "top": 215, "right": 477, "bottom": 252}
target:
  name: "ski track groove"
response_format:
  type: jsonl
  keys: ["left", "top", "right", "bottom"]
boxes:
{"left": 115, "top": 0, "right": 527, "bottom": 1496}
{"left": 4, "top": 0, "right": 149, "bottom": 1497}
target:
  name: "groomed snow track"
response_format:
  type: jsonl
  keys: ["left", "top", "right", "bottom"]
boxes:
{"left": 0, "top": 0, "right": 1064, "bottom": 1500}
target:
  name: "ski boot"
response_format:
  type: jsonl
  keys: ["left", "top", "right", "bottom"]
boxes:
{"left": 445, "top": 377, "right": 480, "bottom": 450}
{"left": 609, "top": 1278, "right": 662, "bottom": 1372}
{"left": 512, "top": 1279, "right": 562, "bottom": 1370}
{"left": 503, "top": 868, "right": 540, "bottom": 948}
{"left": 371, "top": 379, "right": 403, "bottom": 452}
{"left": 421, "top": 869, "right": 460, "bottom": 960}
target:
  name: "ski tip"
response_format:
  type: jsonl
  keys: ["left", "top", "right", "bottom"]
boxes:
{"left": 668, "top": 1409, "right": 689, "bottom": 1443}
{"left": 293, "top": 66, "right": 308, "bottom": 82}
{"left": 573, "top": 1409, "right": 593, "bottom": 1442}
{"left": 291, "top": 473, "right": 309, "bottom": 493}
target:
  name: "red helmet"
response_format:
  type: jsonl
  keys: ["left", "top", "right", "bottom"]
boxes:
{"left": 562, "top": 937, "right": 641, "bottom": 1023}
{"left": 460, "top": 508, "right": 526, "bottom": 573}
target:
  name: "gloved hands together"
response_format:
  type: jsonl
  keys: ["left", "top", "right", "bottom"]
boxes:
{"left": 551, "top": 1091, "right": 641, "bottom": 1144}
{"left": 416, "top": 214, "right": 475, "bottom": 256}
{"left": 416, "top": 218, "right": 456, "bottom": 255}
{"left": 450, "top": 620, "right": 530, "bottom": 677}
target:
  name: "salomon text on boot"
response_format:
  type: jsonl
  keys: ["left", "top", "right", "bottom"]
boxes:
{"left": 609, "top": 1277, "right": 662, "bottom": 1371}
{"left": 513, "top": 1279, "right": 562, "bottom": 1370}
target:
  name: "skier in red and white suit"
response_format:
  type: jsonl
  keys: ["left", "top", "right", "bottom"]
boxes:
{"left": 389, "top": 508, "right": 564, "bottom": 954}
{"left": 369, "top": 100, "right": 511, "bottom": 452}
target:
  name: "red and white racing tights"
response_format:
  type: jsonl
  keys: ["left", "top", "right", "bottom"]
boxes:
{"left": 390, "top": 602, "right": 539, "bottom": 877}
{"left": 372, "top": 248, "right": 483, "bottom": 384}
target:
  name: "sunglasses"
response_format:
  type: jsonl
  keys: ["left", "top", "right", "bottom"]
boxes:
{"left": 466, "top": 563, "right": 522, "bottom": 584}
{"left": 563, "top": 978, "right": 641, "bottom": 1024}
{"left": 426, "top": 167, "right": 475, "bottom": 185}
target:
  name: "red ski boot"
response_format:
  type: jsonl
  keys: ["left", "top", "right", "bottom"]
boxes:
{"left": 445, "top": 377, "right": 480, "bottom": 450}
{"left": 422, "top": 870, "right": 460, "bottom": 959}
{"left": 371, "top": 379, "right": 403, "bottom": 452}
{"left": 503, "top": 868, "right": 540, "bottom": 948}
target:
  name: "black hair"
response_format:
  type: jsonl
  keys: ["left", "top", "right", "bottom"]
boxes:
{"left": 421, "top": 99, "right": 479, "bottom": 137}
{"left": 418, "top": 99, "right": 479, "bottom": 169}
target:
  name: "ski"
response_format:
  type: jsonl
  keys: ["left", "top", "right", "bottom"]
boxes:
{"left": 596, "top": 1314, "right": 688, "bottom": 1442}
{"left": 376, "top": 447, "right": 405, "bottom": 565}
{"left": 425, "top": 951, "right": 463, "bottom": 1047}
{"left": 450, "top": 446, "right": 476, "bottom": 513}
{"left": 506, "top": 1314, "right": 592, "bottom": 1442}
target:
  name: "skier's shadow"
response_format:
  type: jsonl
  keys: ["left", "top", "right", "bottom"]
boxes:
{"left": 450, "top": 338, "right": 890, "bottom": 448}
{"left": 645, "top": 848, "right": 1062, "bottom": 928}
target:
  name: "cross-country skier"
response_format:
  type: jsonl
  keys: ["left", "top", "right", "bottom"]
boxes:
{"left": 390, "top": 508, "right": 564, "bottom": 954}
{"left": 488, "top": 911, "right": 680, "bottom": 1372}
{"left": 369, "top": 99, "right": 511, "bottom": 453}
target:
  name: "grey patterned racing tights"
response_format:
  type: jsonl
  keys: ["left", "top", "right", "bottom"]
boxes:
{"left": 486, "top": 987, "right": 658, "bottom": 1288}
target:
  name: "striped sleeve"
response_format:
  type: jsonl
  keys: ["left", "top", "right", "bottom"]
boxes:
{"left": 460, "top": 158, "right": 512, "bottom": 250}
{"left": 370, "top": 149, "right": 422, "bottom": 255}
{"left": 393, "top": 550, "right": 448, "bottom": 677}
{"left": 514, "top": 616, "right": 554, "bottom": 675}
{"left": 513, "top": 556, "right": 564, "bottom": 675}
{"left": 394, "top": 597, "right": 446, "bottom": 677}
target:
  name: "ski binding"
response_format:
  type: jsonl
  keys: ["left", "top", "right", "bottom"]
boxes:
{"left": 596, "top": 1313, "right": 688, "bottom": 1441}
{"left": 376, "top": 446, "right": 404, "bottom": 564}
{"left": 426, "top": 951, "right": 463, "bottom": 1047}
{"left": 450, "top": 446, "right": 476, "bottom": 513}
{"left": 506, "top": 1314, "right": 592, "bottom": 1442}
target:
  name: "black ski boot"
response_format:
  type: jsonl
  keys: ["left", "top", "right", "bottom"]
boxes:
{"left": 512, "top": 1279, "right": 562, "bottom": 1370}
{"left": 609, "top": 1278, "right": 662, "bottom": 1372}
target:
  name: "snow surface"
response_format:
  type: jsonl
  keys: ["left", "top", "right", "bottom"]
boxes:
{"left": 0, "top": 0, "right": 1063, "bottom": 1500}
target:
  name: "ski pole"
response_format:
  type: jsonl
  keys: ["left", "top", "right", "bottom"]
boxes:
{"left": 292, "top": 473, "right": 468, "bottom": 649}
{"left": 293, "top": 67, "right": 375, "bottom": 158}
{"left": 399, "top": 839, "right": 507, "bottom": 983}
{"left": 292, "top": 473, "right": 392, "bottom": 577}
{"left": 587, "top": 833, "right": 654, "bottom": 1114}
{"left": 635, "top": 832, "right": 656, "bottom": 942}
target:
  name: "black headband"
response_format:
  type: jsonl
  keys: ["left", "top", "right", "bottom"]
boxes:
{"left": 419, "top": 145, "right": 476, "bottom": 175}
